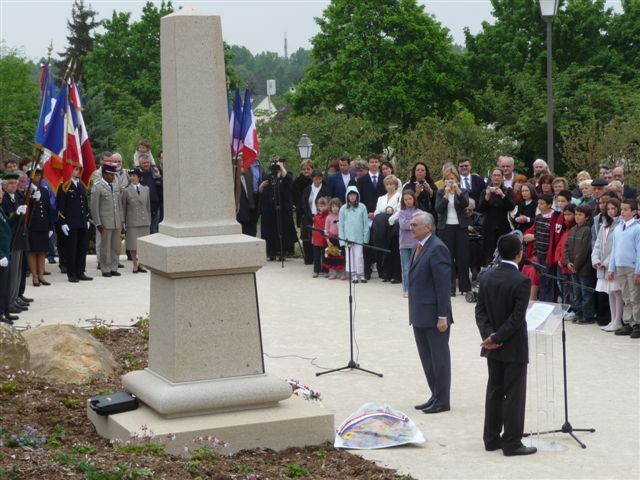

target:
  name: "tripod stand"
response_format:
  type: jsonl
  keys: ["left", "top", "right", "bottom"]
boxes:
{"left": 310, "top": 227, "right": 388, "bottom": 378}
{"left": 523, "top": 264, "right": 596, "bottom": 448}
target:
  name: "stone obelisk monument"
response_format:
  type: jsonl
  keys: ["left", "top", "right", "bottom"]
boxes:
{"left": 88, "top": 8, "right": 333, "bottom": 455}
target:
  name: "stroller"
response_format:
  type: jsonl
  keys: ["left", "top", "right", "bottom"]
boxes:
{"left": 465, "top": 230, "right": 524, "bottom": 303}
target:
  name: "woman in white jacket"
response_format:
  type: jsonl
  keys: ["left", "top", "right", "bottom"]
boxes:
{"left": 373, "top": 175, "right": 402, "bottom": 282}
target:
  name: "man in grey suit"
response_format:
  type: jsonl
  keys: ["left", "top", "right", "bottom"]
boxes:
{"left": 90, "top": 163, "right": 123, "bottom": 277}
{"left": 409, "top": 211, "right": 453, "bottom": 414}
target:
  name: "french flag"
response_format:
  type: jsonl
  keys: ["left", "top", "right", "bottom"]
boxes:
{"left": 240, "top": 89, "right": 260, "bottom": 171}
{"left": 230, "top": 88, "right": 243, "bottom": 158}
{"left": 69, "top": 79, "right": 97, "bottom": 186}
{"left": 41, "top": 83, "right": 68, "bottom": 189}
{"left": 34, "top": 62, "right": 57, "bottom": 146}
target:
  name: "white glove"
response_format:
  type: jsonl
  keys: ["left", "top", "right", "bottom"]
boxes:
{"left": 86, "top": 221, "right": 90, "bottom": 230}
{"left": 32, "top": 190, "right": 41, "bottom": 201}
{"left": 16, "top": 205, "right": 27, "bottom": 215}
{"left": 48, "top": 230, "right": 54, "bottom": 238}
{"left": 61, "top": 224, "right": 70, "bottom": 236}
{"left": 0, "top": 257, "right": 8, "bottom": 268}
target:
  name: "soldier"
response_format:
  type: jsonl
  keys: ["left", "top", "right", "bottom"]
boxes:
{"left": 26, "top": 167, "right": 55, "bottom": 287}
{"left": 1, "top": 186, "right": 16, "bottom": 324}
{"left": 90, "top": 163, "right": 124, "bottom": 277}
{"left": 121, "top": 168, "right": 151, "bottom": 273}
{"left": 57, "top": 166, "right": 93, "bottom": 283}
{"left": 1, "top": 172, "right": 30, "bottom": 314}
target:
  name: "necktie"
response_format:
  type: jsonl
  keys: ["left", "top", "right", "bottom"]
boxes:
{"left": 464, "top": 177, "right": 470, "bottom": 190}
{"left": 623, "top": 223, "right": 626, "bottom": 231}
{"left": 109, "top": 183, "right": 113, "bottom": 192}
{"left": 136, "top": 185, "right": 140, "bottom": 195}
{"left": 412, "top": 242, "right": 423, "bottom": 264}
{"left": 372, "top": 175, "right": 378, "bottom": 188}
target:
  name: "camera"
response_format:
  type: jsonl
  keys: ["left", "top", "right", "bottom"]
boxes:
{"left": 269, "top": 157, "right": 281, "bottom": 175}
{"left": 489, "top": 187, "right": 496, "bottom": 193}
{"left": 445, "top": 180, "right": 453, "bottom": 188}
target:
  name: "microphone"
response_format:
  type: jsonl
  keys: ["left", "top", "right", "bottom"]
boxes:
{"left": 524, "top": 258, "right": 546, "bottom": 271}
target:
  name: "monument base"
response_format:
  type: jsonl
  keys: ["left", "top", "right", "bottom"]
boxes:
{"left": 88, "top": 396, "right": 335, "bottom": 456}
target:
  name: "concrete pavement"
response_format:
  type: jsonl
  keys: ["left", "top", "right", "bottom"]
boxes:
{"left": 12, "top": 254, "right": 640, "bottom": 479}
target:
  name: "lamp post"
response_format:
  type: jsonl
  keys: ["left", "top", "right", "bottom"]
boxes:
{"left": 297, "top": 134, "right": 313, "bottom": 160}
{"left": 539, "top": 0, "right": 559, "bottom": 173}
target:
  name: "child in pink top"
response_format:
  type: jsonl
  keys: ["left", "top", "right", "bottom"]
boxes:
{"left": 323, "top": 198, "right": 345, "bottom": 279}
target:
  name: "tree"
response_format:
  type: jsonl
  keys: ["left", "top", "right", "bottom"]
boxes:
{"left": 0, "top": 45, "right": 40, "bottom": 158}
{"left": 57, "top": 0, "right": 98, "bottom": 83}
{"left": 291, "top": 0, "right": 464, "bottom": 129}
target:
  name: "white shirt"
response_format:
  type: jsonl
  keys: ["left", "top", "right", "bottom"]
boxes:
{"left": 374, "top": 190, "right": 401, "bottom": 215}
{"left": 445, "top": 193, "right": 459, "bottom": 225}
{"left": 502, "top": 260, "right": 519, "bottom": 270}
{"left": 310, "top": 184, "right": 322, "bottom": 215}
{"left": 341, "top": 172, "right": 351, "bottom": 188}
{"left": 461, "top": 175, "right": 472, "bottom": 190}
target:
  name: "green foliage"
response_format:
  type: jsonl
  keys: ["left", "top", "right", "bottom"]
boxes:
{"left": 227, "top": 45, "right": 312, "bottom": 95}
{"left": 71, "top": 443, "right": 97, "bottom": 455}
{"left": 185, "top": 459, "right": 202, "bottom": 476}
{"left": 189, "top": 445, "right": 218, "bottom": 462}
{"left": 292, "top": 0, "right": 464, "bottom": 129}
{"left": 121, "top": 352, "right": 141, "bottom": 370}
{"left": 234, "top": 463, "right": 255, "bottom": 473}
{"left": 0, "top": 45, "right": 40, "bottom": 158}
{"left": 57, "top": 0, "right": 99, "bottom": 83}
{"left": 62, "top": 396, "right": 82, "bottom": 410}
{"left": 115, "top": 442, "right": 165, "bottom": 456}
{"left": 392, "top": 110, "right": 522, "bottom": 181}
{"left": 257, "top": 108, "right": 384, "bottom": 176}
{"left": 313, "top": 447, "right": 327, "bottom": 460}
{"left": 53, "top": 452, "right": 154, "bottom": 479}
{"left": 286, "top": 463, "right": 307, "bottom": 478}
{"left": 89, "top": 325, "right": 111, "bottom": 338}
{"left": 134, "top": 317, "right": 150, "bottom": 343}
{"left": 46, "top": 424, "right": 66, "bottom": 449}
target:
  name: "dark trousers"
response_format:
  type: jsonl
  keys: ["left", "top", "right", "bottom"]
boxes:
{"left": 537, "top": 257, "right": 556, "bottom": 302}
{"left": 595, "top": 291, "right": 610, "bottom": 326}
{"left": 55, "top": 223, "right": 66, "bottom": 268}
{"left": 439, "top": 225, "right": 471, "bottom": 293}
{"left": 364, "top": 236, "right": 374, "bottom": 279}
{"left": 0, "top": 265, "right": 10, "bottom": 315}
{"left": 484, "top": 358, "right": 528, "bottom": 452}
{"left": 413, "top": 326, "right": 451, "bottom": 408}
{"left": 65, "top": 227, "right": 88, "bottom": 279}
{"left": 312, "top": 245, "right": 327, "bottom": 274}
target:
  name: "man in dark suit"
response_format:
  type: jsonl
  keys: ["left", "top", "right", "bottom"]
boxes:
{"left": 409, "top": 211, "right": 453, "bottom": 414}
{"left": 356, "top": 154, "right": 386, "bottom": 279}
{"left": 457, "top": 157, "right": 485, "bottom": 204}
{"left": 57, "top": 166, "right": 92, "bottom": 283}
{"left": 327, "top": 156, "right": 355, "bottom": 201}
{"left": 475, "top": 234, "right": 536, "bottom": 456}
{"left": 612, "top": 167, "right": 637, "bottom": 200}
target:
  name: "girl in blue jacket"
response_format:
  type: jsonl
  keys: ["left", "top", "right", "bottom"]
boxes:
{"left": 339, "top": 185, "right": 370, "bottom": 283}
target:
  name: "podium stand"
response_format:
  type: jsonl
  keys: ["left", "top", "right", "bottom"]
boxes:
{"left": 524, "top": 301, "right": 568, "bottom": 451}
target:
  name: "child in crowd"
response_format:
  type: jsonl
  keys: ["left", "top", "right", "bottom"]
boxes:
{"left": 564, "top": 204, "right": 594, "bottom": 324}
{"left": 608, "top": 199, "right": 640, "bottom": 338}
{"left": 592, "top": 198, "right": 622, "bottom": 332}
{"left": 555, "top": 203, "right": 576, "bottom": 306}
{"left": 390, "top": 189, "right": 420, "bottom": 297}
{"left": 133, "top": 138, "right": 156, "bottom": 166}
{"left": 323, "top": 197, "right": 346, "bottom": 279}
{"left": 311, "top": 196, "right": 329, "bottom": 278}
{"left": 339, "top": 186, "right": 369, "bottom": 283}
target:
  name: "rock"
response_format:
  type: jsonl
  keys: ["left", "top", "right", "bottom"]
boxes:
{"left": 0, "top": 324, "right": 30, "bottom": 371}
{"left": 22, "top": 325, "right": 118, "bottom": 383}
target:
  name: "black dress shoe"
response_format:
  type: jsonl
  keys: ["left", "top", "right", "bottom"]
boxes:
{"left": 47, "top": 257, "right": 57, "bottom": 264}
{"left": 118, "top": 263, "right": 125, "bottom": 268}
{"left": 8, "top": 306, "right": 25, "bottom": 313}
{"left": 60, "top": 265, "right": 68, "bottom": 274}
{"left": 102, "top": 272, "right": 112, "bottom": 277}
{"left": 43, "top": 271, "right": 51, "bottom": 275}
{"left": 360, "top": 279, "right": 368, "bottom": 284}
{"left": 39, "top": 279, "right": 51, "bottom": 286}
{"left": 503, "top": 445, "right": 537, "bottom": 456}
{"left": 110, "top": 271, "right": 121, "bottom": 276}
{"left": 485, "top": 442, "right": 502, "bottom": 451}
{"left": 390, "top": 279, "right": 400, "bottom": 284}
{"left": 414, "top": 398, "right": 434, "bottom": 410}
{"left": 4, "top": 313, "right": 19, "bottom": 321}
{"left": 422, "top": 405, "right": 450, "bottom": 414}
{"left": 1, "top": 316, "right": 14, "bottom": 325}
{"left": 19, "top": 296, "right": 33, "bottom": 303}
{"left": 16, "top": 299, "right": 29, "bottom": 307}
{"left": 137, "top": 267, "right": 148, "bottom": 273}
{"left": 78, "top": 274, "right": 93, "bottom": 281}
{"left": 68, "top": 277, "right": 79, "bottom": 283}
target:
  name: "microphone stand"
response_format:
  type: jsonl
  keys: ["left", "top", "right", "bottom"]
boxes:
{"left": 522, "top": 262, "right": 596, "bottom": 448}
{"left": 308, "top": 226, "right": 388, "bottom": 378}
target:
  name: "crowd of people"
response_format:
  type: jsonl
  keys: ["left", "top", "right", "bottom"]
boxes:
{"left": 0, "top": 140, "right": 163, "bottom": 325}
{"left": 236, "top": 153, "right": 640, "bottom": 339}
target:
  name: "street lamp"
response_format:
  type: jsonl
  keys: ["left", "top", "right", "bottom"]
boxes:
{"left": 539, "top": 0, "right": 559, "bottom": 173}
{"left": 297, "top": 134, "right": 313, "bottom": 160}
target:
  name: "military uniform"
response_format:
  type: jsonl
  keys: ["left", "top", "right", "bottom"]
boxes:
{"left": 121, "top": 183, "right": 151, "bottom": 251}
{"left": 1, "top": 188, "right": 28, "bottom": 310}
{"left": 27, "top": 185, "right": 54, "bottom": 253}
{"left": 90, "top": 178, "right": 123, "bottom": 275}
{"left": 57, "top": 180, "right": 91, "bottom": 281}
{"left": 0, "top": 205, "right": 15, "bottom": 322}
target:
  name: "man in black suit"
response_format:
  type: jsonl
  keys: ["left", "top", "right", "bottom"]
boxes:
{"left": 457, "top": 157, "right": 485, "bottom": 205}
{"left": 612, "top": 167, "right": 637, "bottom": 200}
{"left": 409, "top": 211, "right": 453, "bottom": 414}
{"left": 356, "top": 154, "right": 386, "bottom": 279}
{"left": 327, "top": 156, "right": 355, "bottom": 201}
{"left": 57, "top": 166, "right": 93, "bottom": 283}
{"left": 475, "top": 234, "right": 536, "bottom": 456}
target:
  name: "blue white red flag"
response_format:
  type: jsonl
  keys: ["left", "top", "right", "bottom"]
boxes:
{"left": 34, "top": 62, "right": 57, "bottom": 146}
{"left": 240, "top": 89, "right": 260, "bottom": 171}
{"left": 69, "top": 79, "right": 97, "bottom": 186}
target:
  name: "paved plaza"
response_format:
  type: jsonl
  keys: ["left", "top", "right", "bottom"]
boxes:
{"left": 15, "top": 254, "right": 640, "bottom": 480}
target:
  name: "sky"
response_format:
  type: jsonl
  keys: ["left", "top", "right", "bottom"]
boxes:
{"left": 0, "top": 0, "right": 624, "bottom": 62}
